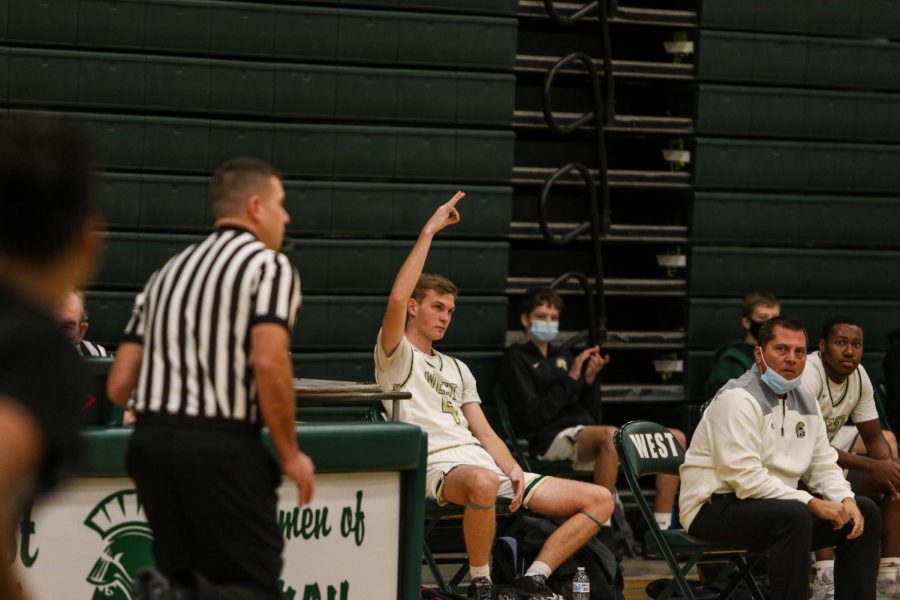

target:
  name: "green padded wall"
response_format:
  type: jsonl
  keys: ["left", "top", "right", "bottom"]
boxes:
{"left": 693, "top": 138, "right": 900, "bottom": 193}
{"left": 2, "top": 49, "right": 514, "bottom": 126}
{"left": 85, "top": 293, "right": 508, "bottom": 350}
{"left": 3, "top": 0, "right": 518, "bottom": 409}
{"left": 289, "top": 0, "right": 517, "bottom": 14}
{"left": 3, "top": 111, "right": 512, "bottom": 181}
{"left": 689, "top": 247, "right": 900, "bottom": 299}
{"left": 700, "top": 0, "right": 900, "bottom": 38}
{"left": 99, "top": 234, "right": 509, "bottom": 292}
{"left": 698, "top": 31, "right": 900, "bottom": 91}
{"left": 5, "top": 0, "right": 516, "bottom": 69}
{"left": 696, "top": 85, "right": 900, "bottom": 141}
{"left": 690, "top": 2, "right": 900, "bottom": 408}
{"left": 691, "top": 192, "right": 900, "bottom": 245}
{"left": 296, "top": 297, "right": 507, "bottom": 350}
{"left": 687, "top": 298, "right": 900, "bottom": 350}
{"left": 101, "top": 176, "right": 512, "bottom": 238}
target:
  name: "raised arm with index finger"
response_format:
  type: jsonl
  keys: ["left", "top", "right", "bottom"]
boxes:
{"left": 379, "top": 191, "right": 464, "bottom": 359}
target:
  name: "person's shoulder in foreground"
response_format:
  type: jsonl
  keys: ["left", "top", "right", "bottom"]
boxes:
{"left": 0, "top": 114, "right": 103, "bottom": 494}
{"left": 0, "top": 114, "right": 104, "bottom": 597}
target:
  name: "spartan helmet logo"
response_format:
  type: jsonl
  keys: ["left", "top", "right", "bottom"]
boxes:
{"left": 84, "top": 490, "right": 154, "bottom": 599}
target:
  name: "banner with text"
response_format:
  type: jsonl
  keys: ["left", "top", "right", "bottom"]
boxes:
{"left": 12, "top": 473, "right": 400, "bottom": 599}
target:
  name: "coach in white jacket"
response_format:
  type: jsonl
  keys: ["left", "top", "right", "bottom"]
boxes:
{"left": 679, "top": 317, "right": 880, "bottom": 600}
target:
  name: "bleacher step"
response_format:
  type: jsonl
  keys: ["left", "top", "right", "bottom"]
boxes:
{"left": 509, "top": 221, "right": 689, "bottom": 243}
{"left": 514, "top": 110, "right": 694, "bottom": 134}
{"left": 512, "top": 166, "right": 691, "bottom": 188}
{"left": 515, "top": 55, "right": 694, "bottom": 80}
{"left": 517, "top": 1, "right": 697, "bottom": 27}
{"left": 508, "top": 276, "right": 686, "bottom": 296}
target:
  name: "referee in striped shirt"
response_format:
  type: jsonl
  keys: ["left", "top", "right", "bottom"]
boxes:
{"left": 108, "top": 158, "right": 315, "bottom": 599}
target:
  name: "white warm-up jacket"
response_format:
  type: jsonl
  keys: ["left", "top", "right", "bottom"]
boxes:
{"left": 679, "top": 365, "right": 853, "bottom": 530}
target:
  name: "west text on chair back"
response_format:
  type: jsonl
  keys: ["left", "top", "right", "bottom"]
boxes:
{"left": 615, "top": 420, "right": 764, "bottom": 600}
{"left": 615, "top": 420, "right": 685, "bottom": 480}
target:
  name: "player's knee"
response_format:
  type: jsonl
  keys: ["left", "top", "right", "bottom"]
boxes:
{"left": 582, "top": 483, "right": 614, "bottom": 522}
{"left": 468, "top": 470, "right": 500, "bottom": 503}
{"left": 593, "top": 426, "right": 616, "bottom": 451}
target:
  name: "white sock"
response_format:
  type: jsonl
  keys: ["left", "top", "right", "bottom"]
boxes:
{"left": 470, "top": 563, "right": 490, "bottom": 581}
{"left": 524, "top": 561, "right": 551, "bottom": 579}
{"left": 815, "top": 559, "right": 835, "bottom": 578}
{"left": 655, "top": 511, "right": 671, "bottom": 531}
{"left": 879, "top": 558, "right": 900, "bottom": 582}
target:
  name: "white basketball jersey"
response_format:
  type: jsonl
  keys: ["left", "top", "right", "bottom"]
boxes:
{"left": 374, "top": 330, "right": 481, "bottom": 453}
{"left": 801, "top": 351, "right": 879, "bottom": 442}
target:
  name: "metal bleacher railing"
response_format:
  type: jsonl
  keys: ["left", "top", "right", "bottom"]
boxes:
{"left": 532, "top": 0, "right": 616, "bottom": 415}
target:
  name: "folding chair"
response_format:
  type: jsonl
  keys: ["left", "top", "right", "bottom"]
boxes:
{"left": 491, "top": 383, "right": 533, "bottom": 469}
{"left": 492, "top": 382, "right": 595, "bottom": 481}
{"left": 614, "top": 420, "right": 764, "bottom": 600}
{"left": 494, "top": 382, "right": 640, "bottom": 558}
{"left": 422, "top": 498, "right": 516, "bottom": 593}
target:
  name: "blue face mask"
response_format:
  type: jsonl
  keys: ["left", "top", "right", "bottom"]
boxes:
{"left": 758, "top": 353, "right": 802, "bottom": 395}
{"left": 530, "top": 320, "right": 559, "bottom": 343}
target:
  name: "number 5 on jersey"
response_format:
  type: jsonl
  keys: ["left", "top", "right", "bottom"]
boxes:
{"left": 442, "top": 398, "right": 460, "bottom": 424}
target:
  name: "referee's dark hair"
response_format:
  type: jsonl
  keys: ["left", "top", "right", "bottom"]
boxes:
{"left": 210, "top": 157, "right": 281, "bottom": 219}
{"left": 0, "top": 114, "right": 97, "bottom": 264}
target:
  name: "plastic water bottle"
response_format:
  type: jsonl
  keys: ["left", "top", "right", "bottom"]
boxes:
{"left": 572, "top": 566, "right": 590, "bottom": 600}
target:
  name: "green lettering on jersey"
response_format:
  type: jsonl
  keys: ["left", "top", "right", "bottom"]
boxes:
{"left": 424, "top": 371, "right": 460, "bottom": 424}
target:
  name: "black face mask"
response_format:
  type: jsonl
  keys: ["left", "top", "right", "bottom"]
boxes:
{"left": 747, "top": 319, "right": 767, "bottom": 340}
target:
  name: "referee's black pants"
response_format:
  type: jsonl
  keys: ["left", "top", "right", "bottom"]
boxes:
{"left": 127, "top": 417, "right": 284, "bottom": 600}
{"left": 689, "top": 494, "right": 880, "bottom": 600}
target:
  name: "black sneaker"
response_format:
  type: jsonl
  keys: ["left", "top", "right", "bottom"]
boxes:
{"left": 132, "top": 567, "right": 171, "bottom": 600}
{"left": 467, "top": 577, "right": 496, "bottom": 600}
{"left": 511, "top": 574, "right": 564, "bottom": 599}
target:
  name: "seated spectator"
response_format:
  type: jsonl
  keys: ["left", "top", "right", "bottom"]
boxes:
{"left": 55, "top": 289, "right": 109, "bottom": 357}
{"left": 681, "top": 317, "right": 880, "bottom": 600}
{"left": 55, "top": 289, "right": 110, "bottom": 424}
{"left": 375, "top": 197, "right": 613, "bottom": 600}
{"left": 801, "top": 316, "right": 900, "bottom": 599}
{"left": 501, "top": 288, "right": 685, "bottom": 531}
{"left": 704, "top": 291, "right": 780, "bottom": 398}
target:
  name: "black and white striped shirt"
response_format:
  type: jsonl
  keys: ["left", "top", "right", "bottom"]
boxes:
{"left": 123, "top": 226, "right": 301, "bottom": 424}
{"left": 77, "top": 339, "right": 110, "bottom": 357}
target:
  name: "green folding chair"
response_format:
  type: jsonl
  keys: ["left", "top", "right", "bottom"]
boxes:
{"left": 614, "top": 420, "right": 764, "bottom": 600}
{"left": 492, "top": 382, "right": 594, "bottom": 481}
